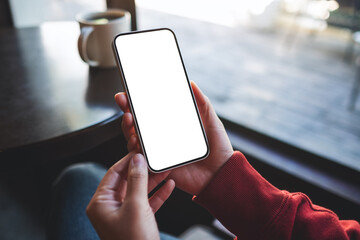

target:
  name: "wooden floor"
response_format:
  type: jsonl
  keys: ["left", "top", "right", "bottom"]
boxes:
{"left": 139, "top": 8, "right": 360, "bottom": 171}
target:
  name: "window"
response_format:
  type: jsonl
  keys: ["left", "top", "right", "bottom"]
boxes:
{"left": 9, "top": 0, "right": 105, "bottom": 27}
{"left": 136, "top": 0, "right": 360, "bottom": 171}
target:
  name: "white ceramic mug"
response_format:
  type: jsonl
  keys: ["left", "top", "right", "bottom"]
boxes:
{"left": 77, "top": 9, "right": 131, "bottom": 68}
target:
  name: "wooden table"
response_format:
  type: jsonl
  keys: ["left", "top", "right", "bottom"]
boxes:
{"left": 0, "top": 22, "right": 125, "bottom": 163}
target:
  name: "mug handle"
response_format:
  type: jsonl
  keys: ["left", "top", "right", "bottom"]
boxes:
{"left": 78, "top": 26, "right": 99, "bottom": 67}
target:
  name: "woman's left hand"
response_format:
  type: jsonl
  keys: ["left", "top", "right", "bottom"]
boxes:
{"left": 86, "top": 152, "right": 175, "bottom": 240}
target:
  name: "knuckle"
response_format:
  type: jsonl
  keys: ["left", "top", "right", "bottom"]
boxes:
{"left": 129, "top": 168, "right": 147, "bottom": 179}
{"left": 130, "top": 170, "right": 147, "bottom": 179}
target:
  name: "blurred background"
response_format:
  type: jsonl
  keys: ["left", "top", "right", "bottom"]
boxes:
{"left": 17, "top": 0, "right": 359, "bottom": 171}
{"left": 1, "top": 0, "right": 360, "bottom": 239}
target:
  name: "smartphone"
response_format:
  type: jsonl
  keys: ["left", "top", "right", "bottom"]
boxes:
{"left": 113, "top": 28, "right": 209, "bottom": 172}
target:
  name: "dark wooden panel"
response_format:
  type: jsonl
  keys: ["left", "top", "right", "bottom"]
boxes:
{"left": 0, "top": 0, "right": 13, "bottom": 27}
{"left": 107, "top": 0, "right": 137, "bottom": 30}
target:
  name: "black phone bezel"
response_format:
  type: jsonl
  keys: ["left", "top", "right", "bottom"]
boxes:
{"left": 112, "top": 28, "right": 210, "bottom": 172}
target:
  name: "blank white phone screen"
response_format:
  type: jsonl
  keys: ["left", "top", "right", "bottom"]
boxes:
{"left": 114, "top": 29, "right": 209, "bottom": 171}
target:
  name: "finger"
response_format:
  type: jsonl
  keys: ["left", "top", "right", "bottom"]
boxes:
{"left": 148, "top": 171, "right": 171, "bottom": 193}
{"left": 97, "top": 152, "right": 135, "bottom": 191}
{"left": 125, "top": 154, "right": 148, "bottom": 202}
{"left": 149, "top": 179, "right": 175, "bottom": 213}
{"left": 127, "top": 134, "right": 141, "bottom": 152}
{"left": 115, "top": 92, "right": 130, "bottom": 112}
{"left": 122, "top": 112, "right": 136, "bottom": 141}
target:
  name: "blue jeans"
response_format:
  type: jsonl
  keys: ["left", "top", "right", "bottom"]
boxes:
{"left": 47, "top": 162, "right": 179, "bottom": 240}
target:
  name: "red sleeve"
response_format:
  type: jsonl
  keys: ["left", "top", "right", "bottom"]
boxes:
{"left": 193, "top": 151, "right": 360, "bottom": 240}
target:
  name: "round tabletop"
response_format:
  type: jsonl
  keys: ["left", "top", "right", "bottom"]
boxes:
{"left": 0, "top": 22, "right": 124, "bottom": 161}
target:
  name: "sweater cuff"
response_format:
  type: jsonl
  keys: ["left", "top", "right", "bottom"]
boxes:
{"left": 193, "top": 151, "right": 286, "bottom": 239}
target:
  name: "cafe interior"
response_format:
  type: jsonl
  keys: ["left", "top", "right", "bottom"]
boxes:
{"left": 0, "top": 0, "right": 359, "bottom": 239}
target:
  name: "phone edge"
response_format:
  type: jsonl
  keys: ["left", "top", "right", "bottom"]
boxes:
{"left": 112, "top": 28, "right": 210, "bottom": 173}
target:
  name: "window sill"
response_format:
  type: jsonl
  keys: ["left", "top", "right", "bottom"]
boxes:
{"left": 221, "top": 117, "right": 360, "bottom": 207}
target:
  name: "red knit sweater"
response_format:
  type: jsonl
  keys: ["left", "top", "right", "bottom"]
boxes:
{"left": 193, "top": 151, "right": 360, "bottom": 240}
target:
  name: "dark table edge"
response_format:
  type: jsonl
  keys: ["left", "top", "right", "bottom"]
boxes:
{"left": 0, "top": 112, "right": 124, "bottom": 164}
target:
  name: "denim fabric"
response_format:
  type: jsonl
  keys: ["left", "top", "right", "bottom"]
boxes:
{"left": 47, "top": 163, "right": 106, "bottom": 240}
{"left": 47, "top": 162, "right": 180, "bottom": 240}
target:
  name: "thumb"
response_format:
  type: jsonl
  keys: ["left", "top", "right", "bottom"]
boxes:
{"left": 191, "top": 81, "right": 208, "bottom": 110}
{"left": 126, "top": 154, "right": 148, "bottom": 201}
{"left": 191, "top": 81, "right": 219, "bottom": 127}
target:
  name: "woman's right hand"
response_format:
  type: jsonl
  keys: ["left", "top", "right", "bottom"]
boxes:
{"left": 115, "top": 82, "right": 234, "bottom": 195}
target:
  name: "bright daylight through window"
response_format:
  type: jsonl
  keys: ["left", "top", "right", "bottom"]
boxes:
{"left": 43, "top": 0, "right": 360, "bottom": 171}
{"left": 135, "top": 0, "right": 360, "bottom": 171}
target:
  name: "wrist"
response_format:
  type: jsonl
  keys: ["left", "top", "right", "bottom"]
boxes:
{"left": 197, "top": 150, "right": 235, "bottom": 195}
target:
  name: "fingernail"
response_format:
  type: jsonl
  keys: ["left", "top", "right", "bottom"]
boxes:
{"left": 131, "top": 154, "right": 145, "bottom": 169}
